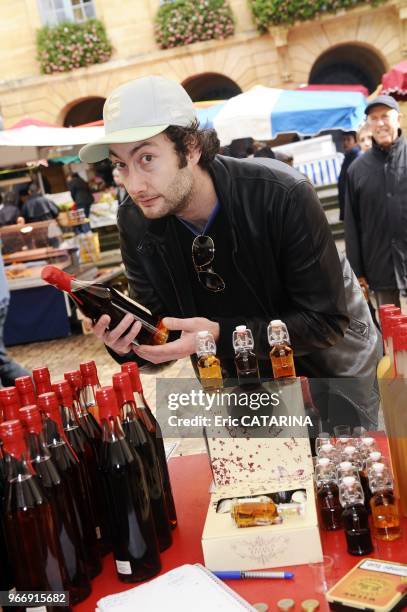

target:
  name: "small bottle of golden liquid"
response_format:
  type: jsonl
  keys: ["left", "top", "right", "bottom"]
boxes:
{"left": 232, "top": 500, "right": 279, "bottom": 527}
{"left": 196, "top": 330, "right": 223, "bottom": 391}
{"left": 268, "top": 320, "right": 296, "bottom": 379}
{"left": 233, "top": 325, "right": 260, "bottom": 387}
{"left": 369, "top": 462, "right": 401, "bottom": 541}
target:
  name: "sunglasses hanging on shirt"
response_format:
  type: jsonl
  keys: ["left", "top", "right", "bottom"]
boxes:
{"left": 192, "top": 235, "right": 225, "bottom": 293}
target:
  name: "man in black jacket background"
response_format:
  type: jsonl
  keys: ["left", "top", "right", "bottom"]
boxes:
{"left": 79, "top": 76, "right": 380, "bottom": 429}
{"left": 345, "top": 95, "right": 407, "bottom": 308}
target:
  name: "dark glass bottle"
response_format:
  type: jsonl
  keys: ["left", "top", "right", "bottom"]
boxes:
{"left": 315, "top": 458, "right": 342, "bottom": 530}
{"left": 52, "top": 379, "right": 111, "bottom": 556}
{"left": 38, "top": 392, "right": 102, "bottom": 579}
{"left": 232, "top": 325, "right": 260, "bottom": 387}
{"left": 64, "top": 369, "right": 102, "bottom": 442}
{"left": 19, "top": 405, "right": 91, "bottom": 604}
{"left": 113, "top": 372, "right": 172, "bottom": 552}
{"left": 42, "top": 265, "right": 168, "bottom": 346}
{"left": 0, "top": 386, "right": 21, "bottom": 421}
{"left": 96, "top": 386, "right": 161, "bottom": 583}
{"left": 340, "top": 476, "right": 373, "bottom": 555}
{"left": 121, "top": 361, "right": 177, "bottom": 529}
{"left": 32, "top": 366, "right": 52, "bottom": 396}
{"left": 0, "top": 433, "right": 14, "bottom": 594}
{"left": 15, "top": 376, "right": 36, "bottom": 408}
{"left": 0, "top": 419, "right": 72, "bottom": 612}
{"left": 79, "top": 361, "right": 100, "bottom": 423}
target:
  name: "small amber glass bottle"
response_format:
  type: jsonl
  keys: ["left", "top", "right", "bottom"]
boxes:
{"left": 268, "top": 320, "right": 296, "bottom": 379}
{"left": 232, "top": 500, "right": 280, "bottom": 528}
{"left": 196, "top": 331, "right": 223, "bottom": 391}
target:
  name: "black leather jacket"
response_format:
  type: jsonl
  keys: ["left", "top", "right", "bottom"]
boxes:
{"left": 115, "top": 156, "right": 380, "bottom": 426}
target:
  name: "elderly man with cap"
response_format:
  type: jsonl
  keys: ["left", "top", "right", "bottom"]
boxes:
{"left": 79, "top": 76, "right": 381, "bottom": 431}
{"left": 345, "top": 95, "right": 406, "bottom": 308}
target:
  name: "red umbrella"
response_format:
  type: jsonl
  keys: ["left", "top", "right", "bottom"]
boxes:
{"left": 381, "top": 61, "right": 407, "bottom": 100}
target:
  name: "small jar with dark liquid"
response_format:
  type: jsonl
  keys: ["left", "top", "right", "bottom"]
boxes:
{"left": 315, "top": 458, "right": 342, "bottom": 530}
{"left": 339, "top": 476, "right": 373, "bottom": 555}
{"left": 233, "top": 325, "right": 260, "bottom": 387}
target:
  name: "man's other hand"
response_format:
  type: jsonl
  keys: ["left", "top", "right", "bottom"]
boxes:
{"left": 92, "top": 313, "right": 142, "bottom": 356}
{"left": 132, "top": 316, "right": 220, "bottom": 364}
{"left": 358, "top": 276, "right": 369, "bottom": 301}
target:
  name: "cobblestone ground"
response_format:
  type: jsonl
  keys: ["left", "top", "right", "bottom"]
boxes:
{"left": 8, "top": 334, "right": 207, "bottom": 457}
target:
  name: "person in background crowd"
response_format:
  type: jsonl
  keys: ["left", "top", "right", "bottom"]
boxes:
{"left": 112, "top": 167, "right": 128, "bottom": 206}
{"left": 345, "top": 95, "right": 406, "bottom": 309}
{"left": 274, "top": 150, "right": 294, "bottom": 166}
{"left": 253, "top": 145, "right": 275, "bottom": 159}
{"left": 0, "top": 192, "right": 24, "bottom": 226}
{"left": 21, "top": 183, "right": 59, "bottom": 223}
{"left": 357, "top": 123, "right": 373, "bottom": 153}
{"left": 67, "top": 172, "right": 94, "bottom": 219}
{"left": 79, "top": 76, "right": 381, "bottom": 431}
{"left": 0, "top": 248, "right": 30, "bottom": 385}
{"left": 338, "top": 131, "right": 361, "bottom": 221}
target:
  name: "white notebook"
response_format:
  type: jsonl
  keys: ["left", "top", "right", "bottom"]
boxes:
{"left": 96, "top": 564, "right": 256, "bottom": 611}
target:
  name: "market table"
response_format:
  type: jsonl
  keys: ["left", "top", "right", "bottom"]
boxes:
{"left": 74, "top": 450, "right": 407, "bottom": 612}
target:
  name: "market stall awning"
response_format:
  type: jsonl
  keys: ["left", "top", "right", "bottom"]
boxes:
{"left": 381, "top": 60, "right": 407, "bottom": 100}
{"left": 0, "top": 124, "right": 105, "bottom": 166}
{"left": 212, "top": 86, "right": 366, "bottom": 145}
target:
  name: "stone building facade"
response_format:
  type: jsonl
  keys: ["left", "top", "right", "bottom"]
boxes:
{"left": 1, "top": 0, "right": 406, "bottom": 127}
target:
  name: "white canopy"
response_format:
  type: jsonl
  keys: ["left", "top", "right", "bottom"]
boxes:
{"left": 0, "top": 124, "right": 105, "bottom": 166}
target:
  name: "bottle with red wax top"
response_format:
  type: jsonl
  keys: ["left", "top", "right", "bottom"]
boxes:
{"left": 80, "top": 361, "right": 101, "bottom": 422}
{"left": 113, "top": 372, "right": 172, "bottom": 552}
{"left": 15, "top": 375, "right": 36, "bottom": 407}
{"left": 0, "top": 387, "right": 21, "bottom": 421}
{"left": 97, "top": 386, "right": 161, "bottom": 582}
{"left": 0, "top": 419, "right": 14, "bottom": 595}
{"left": 0, "top": 419, "right": 72, "bottom": 612}
{"left": 19, "top": 405, "right": 91, "bottom": 604}
{"left": 32, "top": 366, "right": 52, "bottom": 395}
{"left": 52, "top": 379, "right": 111, "bottom": 555}
{"left": 38, "top": 391, "right": 102, "bottom": 579}
{"left": 121, "top": 361, "right": 177, "bottom": 528}
{"left": 41, "top": 265, "right": 168, "bottom": 346}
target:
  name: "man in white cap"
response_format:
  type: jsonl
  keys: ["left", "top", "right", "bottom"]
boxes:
{"left": 345, "top": 94, "right": 406, "bottom": 308}
{"left": 80, "top": 76, "right": 380, "bottom": 430}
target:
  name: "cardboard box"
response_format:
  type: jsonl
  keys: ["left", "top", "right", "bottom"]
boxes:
{"left": 201, "top": 379, "right": 323, "bottom": 570}
{"left": 202, "top": 482, "right": 322, "bottom": 570}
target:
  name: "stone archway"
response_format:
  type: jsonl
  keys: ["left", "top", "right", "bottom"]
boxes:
{"left": 63, "top": 96, "right": 105, "bottom": 127}
{"left": 309, "top": 44, "right": 387, "bottom": 94}
{"left": 182, "top": 72, "right": 241, "bottom": 102}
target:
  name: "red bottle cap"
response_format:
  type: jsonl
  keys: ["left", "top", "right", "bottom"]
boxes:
{"left": 64, "top": 370, "right": 83, "bottom": 392}
{"left": 19, "top": 405, "right": 43, "bottom": 435}
{"left": 96, "top": 387, "right": 119, "bottom": 420}
{"left": 0, "top": 387, "right": 21, "bottom": 421}
{"left": 394, "top": 324, "right": 407, "bottom": 352}
{"left": 32, "top": 367, "right": 52, "bottom": 394}
{"left": 121, "top": 362, "right": 142, "bottom": 393}
{"left": 112, "top": 372, "right": 134, "bottom": 405}
{"left": 80, "top": 361, "right": 99, "bottom": 386}
{"left": 0, "top": 419, "right": 26, "bottom": 459}
{"left": 15, "top": 376, "right": 36, "bottom": 407}
{"left": 51, "top": 381, "right": 73, "bottom": 407}
{"left": 41, "top": 265, "right": 74, "bottom": 293}
{"left": 37, "top": 392, "right": 64, "bottom": 431}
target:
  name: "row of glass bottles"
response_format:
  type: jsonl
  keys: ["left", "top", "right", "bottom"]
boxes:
{"left": 196, "top": 320, "right": 296, "bottom": 390}
{"left": 0, "top": 360, "right": 177, "bottom": 610}
{"left": 314, "top": 446, "right": 401, "bottom": 555}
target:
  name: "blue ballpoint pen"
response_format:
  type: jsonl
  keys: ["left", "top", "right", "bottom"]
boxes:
{"left": 213, "top": 571, "right": 294, "bottom": 580}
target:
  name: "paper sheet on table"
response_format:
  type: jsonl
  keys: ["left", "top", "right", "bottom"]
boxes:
{"left": 96, "top": 563, "right": 255, "bottom": 611}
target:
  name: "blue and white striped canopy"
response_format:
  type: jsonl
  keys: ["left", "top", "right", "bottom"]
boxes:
{"left": 196, "top": 86, "right": 366, "bottom": 145}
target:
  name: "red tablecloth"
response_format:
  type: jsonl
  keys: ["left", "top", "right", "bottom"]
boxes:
{"left": 75, "top": 450, "right": 407, "bottom": 611}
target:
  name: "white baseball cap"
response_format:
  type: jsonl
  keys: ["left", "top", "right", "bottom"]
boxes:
{"left": 79, "top": 76, "right": 196, "bottom": 163}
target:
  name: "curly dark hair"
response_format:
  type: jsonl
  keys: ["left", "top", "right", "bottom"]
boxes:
{"left": 164, "top": 120, "right": 220, "bottom": 170}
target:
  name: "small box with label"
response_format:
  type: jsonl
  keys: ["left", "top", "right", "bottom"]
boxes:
{"left": 326, "top": 559, "right": 407, "bottom": 611}
{"left": 201, "top": 379, "right": 322, "bottom": 570}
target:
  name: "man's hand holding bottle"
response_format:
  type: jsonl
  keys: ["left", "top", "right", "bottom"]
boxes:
{"left": 92, "top": 315, "right": 220, "bottom": 363}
